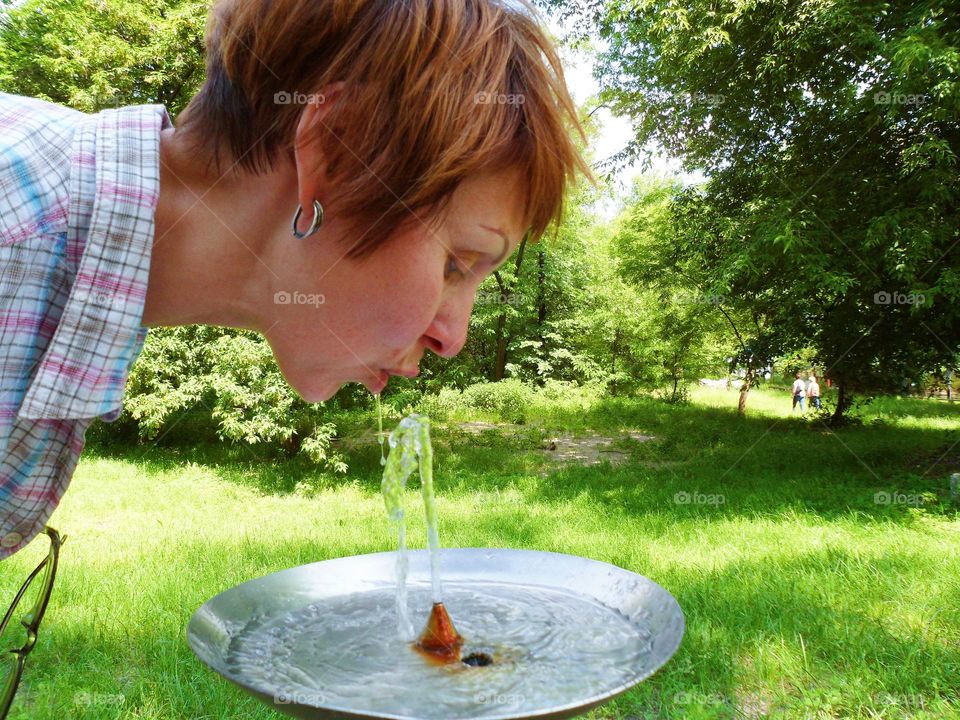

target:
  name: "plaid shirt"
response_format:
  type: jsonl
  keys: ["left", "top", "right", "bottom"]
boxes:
{"left": 0, "top": 92, "right": 171, "bottom": 560}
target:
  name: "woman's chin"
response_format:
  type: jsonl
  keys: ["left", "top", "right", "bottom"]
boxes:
{"left": 295, "top": 379, "right": 340, "bottom": 403}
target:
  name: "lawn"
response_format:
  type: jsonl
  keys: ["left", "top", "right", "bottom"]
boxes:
{"left": 1, "top": 386, "right": 958, "bottom": 719}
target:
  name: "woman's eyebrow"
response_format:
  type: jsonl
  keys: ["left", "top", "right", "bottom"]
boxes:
{"left": 479, "top": 224, "right": 511, "bottom": 264}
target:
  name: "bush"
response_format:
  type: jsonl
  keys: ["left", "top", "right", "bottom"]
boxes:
{"left": 534, "top": 379, "right": 605, "bottom": 409}
{"left": 118, "top": 326, "right": 347, "bottom": 472}
{"left": 416, "top": 387, "right": 465, "bottom": 422}
{"left": 381, "top": 387, "right": 422, "bottom": 415}
{"left": 461, "top": 379, "right": 533, "bottom": 423}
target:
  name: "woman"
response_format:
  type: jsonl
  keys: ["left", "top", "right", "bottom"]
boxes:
{"left": 0, "top": 0, "right": 591, "bottom": 561}
{"left": 807, "top": 373, "right": 821, "bottom": 410}
{"left": 791, "top": 372, "right": 806, "bottom": 413}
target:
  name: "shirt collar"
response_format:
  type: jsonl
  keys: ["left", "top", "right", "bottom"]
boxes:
{"left": 17, "top": 103, "right": 172, "bottom": 421}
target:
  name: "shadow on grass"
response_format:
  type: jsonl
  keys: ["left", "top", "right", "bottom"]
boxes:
{"left": 610, "top": 548, "right": 960, "bottom": 718}
{"left": 83, "top": 397, "right": 960, "bottom": 528}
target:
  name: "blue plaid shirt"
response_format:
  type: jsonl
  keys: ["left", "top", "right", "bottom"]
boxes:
{"left": 0, "top": 92, "right": 171, "bottom": 559}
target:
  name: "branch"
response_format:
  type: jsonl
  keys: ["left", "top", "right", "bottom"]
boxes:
{"left": 587, "top": 102, "right": 612, "bottom": 119}
{"left": 716, "top": 304, "right": 747, "bottom": 354}
{"left": 493, "top": 270, "right": 506, "bottom": 294}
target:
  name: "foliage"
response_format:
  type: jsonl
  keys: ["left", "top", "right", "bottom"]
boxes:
{"left": 547, "top": 0, "right": 960, "bottom": 420}
{"left": 612, "top": 177, "right": 736, "bottom": 401}
{"left": 461, "top": 379, "right": 535, "bottom": 423}
{"left": 0, "top": 0, "right": 206, "bottom": 114}
{"left": 414, "top": 387, "right": 465, "bottom": 423}
{"left": 774, "top": 347, "right": 822, "bottom": 379}
{"left": 122, "top": 326, "right": 347, "bottom": 472}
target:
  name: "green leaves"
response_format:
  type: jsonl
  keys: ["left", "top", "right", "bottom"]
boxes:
{"left": 121, "top": 327, "right": 347, "bottom": 472}
{"left": 555, "top": 0, "right": 960, "bottom": 408}
{"left": 0, "top": 0, "right": 205, "bottom": 113}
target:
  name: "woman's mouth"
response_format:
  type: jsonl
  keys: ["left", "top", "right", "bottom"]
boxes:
{"left": 361, "top": 366, "right": 420, "bottom": 394}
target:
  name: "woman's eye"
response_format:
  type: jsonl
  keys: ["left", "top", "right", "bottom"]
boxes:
{"left": 445, "top": 251, "right": 482, "bottom": 280}
{"left": 445, "top": 255, "right": 462, "bottom": 278}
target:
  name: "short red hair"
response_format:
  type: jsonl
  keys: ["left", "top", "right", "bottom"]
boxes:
{"left": 176, "top": 0, "right": 593, "bottom": 256}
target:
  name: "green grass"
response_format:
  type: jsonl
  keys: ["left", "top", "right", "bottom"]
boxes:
{"left": 1, "top": 387, "right": 958, "bottom": 719}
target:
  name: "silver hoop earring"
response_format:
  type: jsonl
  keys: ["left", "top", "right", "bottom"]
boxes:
{"left": 291, "top": 199, "right": 324, "bottom": 238}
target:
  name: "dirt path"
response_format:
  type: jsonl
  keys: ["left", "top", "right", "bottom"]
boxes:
{"left": 337, "top": 421, "right": 655, "bottom": 470}
{"left": 539, "top": 431, "right": 654, "bottom": 468}
{"left": 456, "top": 422, "right": 654, "bottom": 468}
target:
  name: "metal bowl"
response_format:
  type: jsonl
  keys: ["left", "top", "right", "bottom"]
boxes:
{"left": 187, "top": 548, "right": 684, "bottom": 720}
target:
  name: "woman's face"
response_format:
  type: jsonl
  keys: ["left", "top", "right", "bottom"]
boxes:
{"left": 262, "top": 166, "right": 528, "bottom": 402}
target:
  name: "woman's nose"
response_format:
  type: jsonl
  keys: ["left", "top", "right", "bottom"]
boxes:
{"left": 421, "top": 294, "right": 474, "bottom": 358}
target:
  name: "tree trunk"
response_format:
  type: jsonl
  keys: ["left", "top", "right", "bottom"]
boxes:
{"left": 536, "top": 249, "right": 546, "bottom": 387}
{"left": 282, "top": 431, "right": 304, "bottom": 456}
{"left": 829, "top": 382, "right": 850, "bottom": 426}
{"left": 737, "top": 365, "right": 754, "bottom": 416}
{"left": 610, "top": 327, "right": 621, "bottom": 395}
{"left": 948, "top": 369, "right": 953, "bottom": 402}
{"left": 490, "top": 233, "right": 529, "bottom": 382}
{"left": 493, "top": 314, "right": 508, "bottom": 381}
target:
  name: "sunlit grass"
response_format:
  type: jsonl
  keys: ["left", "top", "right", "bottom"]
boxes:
{"left": 0, "top": 388, "right": 957, "bottom": 719}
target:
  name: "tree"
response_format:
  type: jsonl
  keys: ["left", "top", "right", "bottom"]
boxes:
{"left": 546, "top": 0, "right": 960, "bottom": 421}
{"left": 614, "top": 177, "right": 738, "bottom": 405}
{"left": 0, "top": 0, "right": 206, "bottom": 114}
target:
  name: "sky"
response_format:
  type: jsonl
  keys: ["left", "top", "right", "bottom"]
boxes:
{"left": 546, "top": 17, "right": 707, "bottom": 219}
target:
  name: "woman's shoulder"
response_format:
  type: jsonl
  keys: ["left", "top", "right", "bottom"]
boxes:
{"left": 0, "top": 92, "right": 86, "bottom": 151}
{"left": 0, "top": 93, "right": 87, "bottom": 242}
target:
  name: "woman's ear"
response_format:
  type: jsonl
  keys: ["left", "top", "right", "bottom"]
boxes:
{"left": 293, "top": 81, "right": 347, "bottom": 212}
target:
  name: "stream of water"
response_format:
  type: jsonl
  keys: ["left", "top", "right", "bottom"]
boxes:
{"left": 380, "top": 413, "right": 444, "bottom": 640}
{"left": 375, "top": 393, "right": 386, "bottom": 467}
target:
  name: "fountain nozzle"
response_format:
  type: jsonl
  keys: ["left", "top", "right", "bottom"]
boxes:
{"left": 415, "top": 602, "right": 463, "bottom": 662}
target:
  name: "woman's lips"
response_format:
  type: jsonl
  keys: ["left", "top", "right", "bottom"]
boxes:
{"left": 361, "top": 367, "right": 419, "bottom": 394}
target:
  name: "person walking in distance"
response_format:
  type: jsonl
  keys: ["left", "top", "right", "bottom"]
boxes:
{"left": 807, "top": 373, "right": 822, "bottom": 411}
{"left": 791, "top": 372, "right": 806, "bottom": 413}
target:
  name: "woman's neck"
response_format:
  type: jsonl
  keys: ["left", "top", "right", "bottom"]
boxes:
{"left": 144, "top": 127, "right": 297, "bottom": 331}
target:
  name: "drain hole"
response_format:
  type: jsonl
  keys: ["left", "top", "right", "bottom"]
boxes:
{"left": 462, "top": 651, "right": 493, "bottom": 667}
